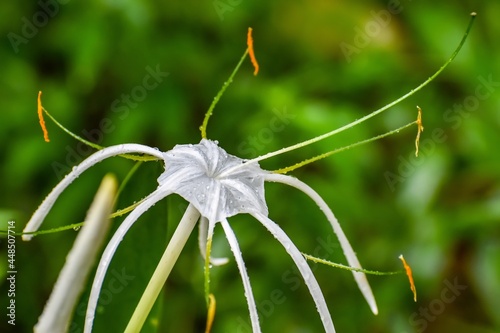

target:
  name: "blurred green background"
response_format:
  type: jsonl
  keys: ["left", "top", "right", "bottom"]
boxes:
{"left": 1, "top": 1, "right": 499, "bottom": 332}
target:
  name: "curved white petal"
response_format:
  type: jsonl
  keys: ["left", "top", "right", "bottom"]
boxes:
{"left": 264, "top": 173, "right": 378, "bottom": 315}
{"left": 220, "top": 218, "right": 261, "bottom": 333}
{"left": 198, "top": 216, "right": 229, "bottom": 266}
{"left": 84, "top": 188, "right": 170, "bottom": 333}
{"left": 23, "top": 144, "right": 164, "bottom": 241}
{"left": 252, "top": 212, "right": 336, "bottom": 333}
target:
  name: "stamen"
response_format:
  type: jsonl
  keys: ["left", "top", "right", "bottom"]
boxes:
{"left": 302, "top": 253, "right": 400, "bottom": 275}
{"left": 415, "top": 106, "right": 424, "bottom": 157}
{"left": 204, "top": 235, "right": 213, "bottom": 305}
{"left": 273, "top": 121, "right": 416, "bottom": 174}
{"left": 234, "top": 13, "right": 476, "bottom": 170}
{"left": 38, "top": 91, "right": 50, "bottom": 142}
{"left": 399, "top": 254, "right": 417, "bottom": 302}
{"left": 40, "top": 105, "right": 158, "bottom": 162}
{"left": 205, "top": 294, "right": 216, "bottom": 333}
{"left": 247, "top": 27, "right": 259, "bottom": 75}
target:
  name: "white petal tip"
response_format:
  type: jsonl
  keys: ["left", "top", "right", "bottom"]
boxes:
{"left": 22, "top": 235, "right": 33, "bottom": 241}
{"left": 210, "top": 257, "right": 230, "bottom": 266}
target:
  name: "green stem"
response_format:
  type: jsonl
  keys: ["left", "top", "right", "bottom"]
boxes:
{"left": 124, "top": 204, "right": 200, "bottom": 333}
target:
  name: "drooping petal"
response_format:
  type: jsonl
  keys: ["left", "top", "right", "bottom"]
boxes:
{"left": 220, "top": 218, "right": 261, "bottom": 333}
{"left": 264, "top": 173, "right": 378, "bottom": 315}
{"left": 23, "top": 144, "right": 164, "bottom": 241}
{"left": 198, "top": 216, "right": 229, "bottom": 266}
{"left": 252, "top": 212, "right": 336, "bottom": 333}
{"left": 84, "top": 188, "right": 170, "bottom": 333}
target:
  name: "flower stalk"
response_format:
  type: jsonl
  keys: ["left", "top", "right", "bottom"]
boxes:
{"left": 34, "top": 174, "right": 117, "bottom": 333}
{"left": 124, "top": 204, "right": 200, "bottom": 333}
{"left": 17, "top": 14, "right": 476, "bottom": 333}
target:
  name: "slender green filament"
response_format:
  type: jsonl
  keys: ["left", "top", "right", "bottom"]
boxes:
{"left": 302, "top": 253, "right": 401, "bottom": 275}
{"left": 200, "top": 49, "right": 249, "bottom": 139}
{"left": 42, "top": 107, "right": 159, "bottom": 162}
{"left": 236, "top": 13, "right": 477, "bottom": 171}
{"left": 204, "top": 237, "right": 214, "bottom": 306}
{"left": 274, "top": 120, "right": 417, "bottom": 174}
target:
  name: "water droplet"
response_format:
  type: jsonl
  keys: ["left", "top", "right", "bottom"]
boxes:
{"left": 73, "top": 226, "right": 81, "bottom": 231}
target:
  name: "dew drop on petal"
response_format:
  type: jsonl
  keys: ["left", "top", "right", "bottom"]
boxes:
{"left": 157, "top": 139, "right": 269, "bottom": 221}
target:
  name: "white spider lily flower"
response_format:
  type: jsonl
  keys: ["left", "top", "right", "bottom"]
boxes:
{"left": 24, "top": 139, "right": 376, "bottom": 333}
{"left": 22, "top": 15, "right": 476, "bottom": 331}
{"left": 34, "top": 174, "right": 117, "bottom": 333}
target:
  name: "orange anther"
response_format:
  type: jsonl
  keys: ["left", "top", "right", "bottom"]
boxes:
{"left": 399, "top": 254, "right": 417, "bottom": 302}
{"left": 38, "top": 91, "right": 50, "bottom": 142}
{"left": 415, "top": 106, "right": 424, "bottom": 157}
{"left": 247, "top": 27, "right": 259, "bottom": 75}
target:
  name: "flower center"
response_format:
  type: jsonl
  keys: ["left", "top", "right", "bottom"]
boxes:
{"left": 157, "top": 139, "right": 269, "bottom": 221}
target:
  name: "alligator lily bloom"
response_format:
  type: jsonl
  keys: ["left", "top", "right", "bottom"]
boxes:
{"left": 23, "top": 17, "right": 474, "bottom": 333}
{"left": 24, "top": 137, "right": 378, "bottom": 333}
{"left": 25, "top": 75, "right": 377, "bottom": 333}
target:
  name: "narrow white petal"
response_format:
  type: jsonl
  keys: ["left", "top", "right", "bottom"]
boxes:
{"left": 220, "top": 219, "right": 261, "bottom": 333}
{"left": 84, "top": 188, "right": 169, "bottom": 333}
{"left": 252, "top": 212, "right": 336, "bottom": 333}
{"left": 198, "top": 216, "right": 209, "bottom": 258}
{"left": 198, "top": 216, "right": 229, "bottom": 266}
{"left": 23, "top": 144, "right": 164, "bottom": 241}
{"left": 34, "top": 174, "right": 117, "bottom": 333}
{"left": 265, "top": 173, "right": 378, "bottom": 315}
